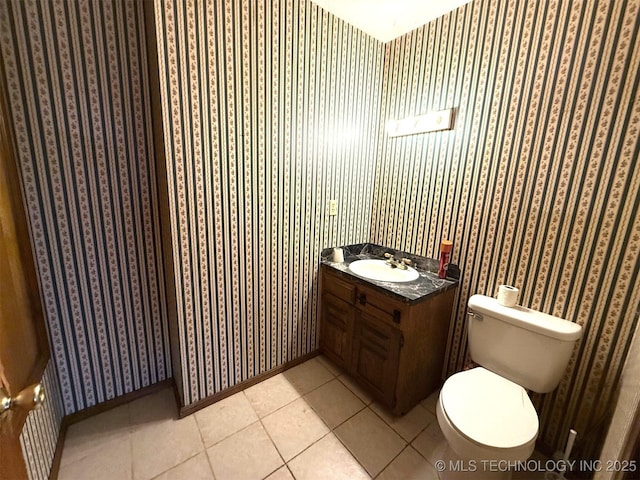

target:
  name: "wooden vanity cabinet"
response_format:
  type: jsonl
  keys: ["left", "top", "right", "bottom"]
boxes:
{"left": 319, "top": 264, "right": 456, "bottom": 415}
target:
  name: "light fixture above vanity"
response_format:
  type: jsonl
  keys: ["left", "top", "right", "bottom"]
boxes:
{"left": 386, "top": 107, "right": 455, "bottom": 137}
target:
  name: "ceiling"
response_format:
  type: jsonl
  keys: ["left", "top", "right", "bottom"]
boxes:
{"left": 311, "top": 0, "right": 473, "bottom": 43}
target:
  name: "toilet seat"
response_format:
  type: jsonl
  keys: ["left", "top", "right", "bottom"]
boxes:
{"left": 440, "top": 367, "right": 539, "bottom": 450}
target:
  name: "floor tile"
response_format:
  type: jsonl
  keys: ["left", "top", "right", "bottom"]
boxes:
{"left": 287, "top": 433, "right": 370, "bottom": 480}
{"left": 129, "top": 388, "right": 178, "bottom": 429}
{"left": 316, "top": 354, "right": 343, "bottom": 376}
{"left": 244, "top": 373, "right": 301, "bottom": 418}
{"left": 153, "top": 452, "right": 214, "bottom": 480}
{"left": 421, "top": 389, "right": 440, "bottom": 415}
{"left": 282, "top": 357, "right": 334, "bottom": 395}
{"left": 132, "top": 414, "right": 204, "bottom": 480}
{"left": 412, "top": 420, "right": 449, "bottom": 466}
{"left": 61, "top": 404, "right": 130, "bottom": 467}
{"left": 262, "top": 397, "right": 330, "bottom": 461}
{"left": 377, "top": 446, "right": 439, "bottom": 480}
{"left": 57, "top": 359, "right": 452, "bottom": 480}
{"left": 58, "top": 435, "right": 132, "bottom": 480}
{"left": 337, "top": 374, "right": 374, "bottom": 405}
{"left": 195, "top": 391, "right": 258, "bottom": 447}
{"left": 265, "top": 465, "right": 295, "bottom": 480}
{"left": 371, "top": 401, "right": 436, "bottom": 441}
{"left": 206, "top": 422, "right": 283, "bottom": 480}
{"left": 304, "top": 378, "right": 365, "bottom": 428}
{"left": 334, "top": 408, "right": 406, "bottom": 477}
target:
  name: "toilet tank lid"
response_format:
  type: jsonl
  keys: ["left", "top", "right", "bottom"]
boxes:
{"left": 468, "top": 295, "right": 583, "bottom": 341}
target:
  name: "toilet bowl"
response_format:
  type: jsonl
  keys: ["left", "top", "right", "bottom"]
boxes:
{"left": 435, "top": 294, "right": 583, "bottom": 476}
{"left": 436, "top": 367, "right": 537, "bottom": 462}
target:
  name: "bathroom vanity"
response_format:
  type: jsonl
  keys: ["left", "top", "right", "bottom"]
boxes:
{"left": 319, "top": 244, "right": 458, "bottom": 416}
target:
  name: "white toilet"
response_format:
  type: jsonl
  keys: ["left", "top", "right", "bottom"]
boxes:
{"left": 436, "top": 294, "right": 583, "bottom": 477}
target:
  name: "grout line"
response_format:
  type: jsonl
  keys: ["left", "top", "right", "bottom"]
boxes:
{"left": 372, "top": 443, "right": 410, "bottom": 479}
{"left": 130, "top": 390, "right": 206, "bottom": 480}
{"left": 144, "top": 431, "right": 206, "bottom": 480}
{"left": 204, "top": 449, "right": 217, "bottom": 480}
{"left": 192, "top": 407, "right": 208, "bottom": 448}
{"left": 330, "top": 423, "right": 372, "bottom": 478}
{"left": 311, "top": 394, "right": 367, "bottom": 432}
{"left": 147, "top": 450, "right": 211, "bottom": 480}
{"left": 209, "top": 418, "right": 262, "bottom": 447}
{"left": 283, "top": 463, "right": 295, "bottom": 479}
{"left": 257, "top": 416, "right": 288, "bottom": 476}
{"left": 368, "top": 400, "right": 435, "bottom": 443}
{"left": 281, "top": 430, "right": 334, "bottom": 470}
{"left": 335, "top": 374, "right": 374, "bottom": 406}
{"left": 410, "top": 425, "right": 447, "bottom": 475}
{"left": 254, "top": 393, "right": 302, "bottom": 420}
{"left": 258, "top": 394, "right": 333, "bottom": 465}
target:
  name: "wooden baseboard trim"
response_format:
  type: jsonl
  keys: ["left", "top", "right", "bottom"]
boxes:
{"left": 64, "top": 379, "right": 174, "bottom": 426}
{"left": 48, "top": 421, "right": 66, "bottom": 480}
{"left": 48, "top": 379, "right": 174, "bottom": 480}
{"left": 178, "top": 350, "right": 320, "bottom": 418}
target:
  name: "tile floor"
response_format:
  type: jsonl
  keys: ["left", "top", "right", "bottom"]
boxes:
{"left": 58, "top": 355, "right": 541, "bottom": 480}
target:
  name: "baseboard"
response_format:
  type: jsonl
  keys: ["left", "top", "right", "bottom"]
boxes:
{"left": 178, "top": 350, "right": 321, "bottom": 417}
{"left": 48, "top": 379, "right": 174, "bottom": 480}
{"left": 48, "top": 422, "right": 66, "bottom": 480}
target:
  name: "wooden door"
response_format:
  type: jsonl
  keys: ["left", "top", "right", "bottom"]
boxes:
{"left": 0, "top": 57, "right": 50, "bottom": 480}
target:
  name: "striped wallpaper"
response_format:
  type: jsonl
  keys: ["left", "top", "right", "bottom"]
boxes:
{"left": 19, "top": 361, "right": 64, "bottom": 480}
{"left": 371, "top": 0, "right": 640, "bottom": 459}
{"left": 154, "top": 0, "right": 384, "bottom": 405}
{"left": 2, "top": 0, "right": 638, "bottom": 470}
{"left": 0, "top": 0, "right": 171, "bottom": 417}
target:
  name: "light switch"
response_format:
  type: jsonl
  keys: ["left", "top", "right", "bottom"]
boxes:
{"left": 328, "top": 199, "right": 338, "bottom": 216}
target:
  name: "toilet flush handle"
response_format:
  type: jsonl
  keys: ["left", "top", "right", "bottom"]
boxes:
{"left": 468, "top": 311, "right": 483, "bottom": 321}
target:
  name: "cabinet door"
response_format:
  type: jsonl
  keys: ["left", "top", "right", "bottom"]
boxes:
{"left": 351, "top": 311, "right": 402, "bottom": 407}
{"left": 320, "top": 293, "right": 354, "bottom": 369}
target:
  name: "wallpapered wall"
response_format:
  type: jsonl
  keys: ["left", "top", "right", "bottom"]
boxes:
{"left": 2, "top": 0, "right": 638, "bottom": 473}
{"left": 371, "top": 0, "right": 640, "bottom": 457}
{"left": 19, "top": 361, "right": 64, "bottom": 480}
{"left": 0, "top": 0, "right": 170, "bottom": 415}
{"left": 154, "top": 0, "right": 384, "bottom": 405}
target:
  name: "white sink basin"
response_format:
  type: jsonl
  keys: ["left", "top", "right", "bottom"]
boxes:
{"left": 348, "top": 259, "right": 419, "bottom": 283}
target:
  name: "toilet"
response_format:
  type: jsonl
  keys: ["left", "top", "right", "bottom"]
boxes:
{"left": 436, "top": 294, "right": 583, "bottom": 477}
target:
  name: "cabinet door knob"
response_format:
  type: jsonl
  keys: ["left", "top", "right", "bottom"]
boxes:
{"left": 393, "top": 310, "right": 401, "bottom": 323}
{"left": 359, "top": 293, "right": 367, "bottom": 305}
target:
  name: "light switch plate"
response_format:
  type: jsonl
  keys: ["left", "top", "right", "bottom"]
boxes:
{"left": 328, "top": 199, "right": 338, "bottom": 216}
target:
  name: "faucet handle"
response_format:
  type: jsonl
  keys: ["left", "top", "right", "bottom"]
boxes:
{"left": 396, "top": 257, "right": 411, "bottom": 270}
{"left": 384, "top": 252, "right": 397, "bottom": 268}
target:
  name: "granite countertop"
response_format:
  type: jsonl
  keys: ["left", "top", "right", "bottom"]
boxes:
{"left": 320, "top": 243, "right": 460, "bottom": 304}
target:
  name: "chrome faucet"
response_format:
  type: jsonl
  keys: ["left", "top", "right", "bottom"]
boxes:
{"left": 384, "top": 253, "right": 412, "bottom": 270}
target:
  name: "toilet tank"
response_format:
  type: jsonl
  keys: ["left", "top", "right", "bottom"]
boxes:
{"left": 467, "top": 294, "right": 583, "bottom": 393}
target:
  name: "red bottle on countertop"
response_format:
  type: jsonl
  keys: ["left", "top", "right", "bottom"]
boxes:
{"left": 438, "top": 240, "right": 453, "bottom": 279}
